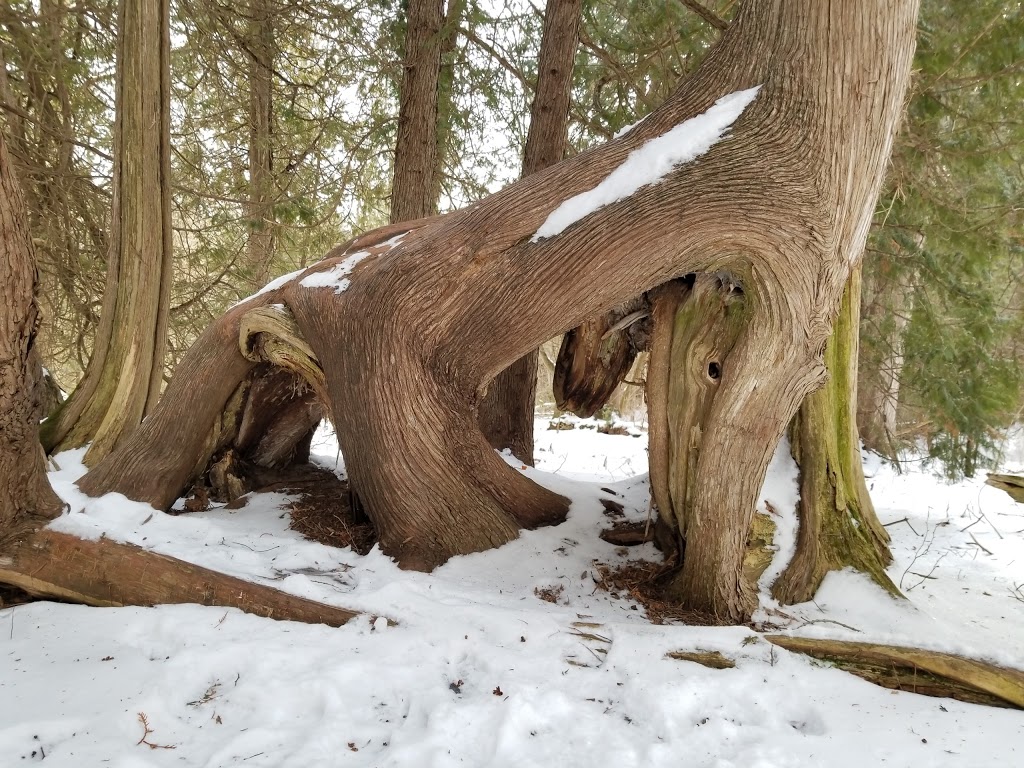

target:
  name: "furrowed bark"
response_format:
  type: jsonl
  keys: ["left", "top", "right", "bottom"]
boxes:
{"left": 41, "top": 0, "right": 173, "bottom": 464}
{"left": 0, "top": 132, "right": 65, "bottom": 552}
{"left": 81, "top": 1, "right": 919, "bottom": 623}
{"left": 243, "top": 0, "right": 277, "bottom": 290}
{"left": 390, "top": 0, "right": 443, "bottom": 223}
{"left": 478, "top": 0, "right": 582, "bottom": 463}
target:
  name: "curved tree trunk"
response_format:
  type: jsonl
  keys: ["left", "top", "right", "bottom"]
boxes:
{"left": 390, "top": 0, "right": 443, "bottom": 223}
{"left": 81, "top": 0, "right": 919, "bottom": 622}
{"left": 772, "top": 267, "right": 898, "bottom": 604}
{"left": 478, "top": 0, "right": 583, "bottom": 464}
{"left": 40, "top": 0, "right": 173, "bottom": 465}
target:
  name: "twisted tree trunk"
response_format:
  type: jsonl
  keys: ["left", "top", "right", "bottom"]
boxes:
{"left": 80, "top": 0, "right": 919, "bottom": 622}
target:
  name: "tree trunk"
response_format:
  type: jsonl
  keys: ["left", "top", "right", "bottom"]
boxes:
{"left": 390, "top": 0, "right": 444, "bottom": 223}
{"left": 858, "top": 249, "right": 917, "bottom": 458}
{"left": 553, "top": 294, "right": 650, "bottom": 418}
{"left": 243, "top": 0, "right": 276, "bottom": 290}
{"left": 0, "top": 133, "right": 65, "bottom": 552}
{"left": 40, "top": 0, "right": 173, "bottom": 465}
{"left": 430, "top": 0, "right": 466, "bottom": 207}
{"left": 0, "top": 133, "right": 361, "bottom": 629}
{"left": 477, "top": 0, "right": 583, "bottom": 463}
{"left": 772, "top": 267, "right": 898, "bottom": 604}
{"left": 644, "top": 275, "right": 754, "bottom": 584}
{"left": 81, "top": 0, "right": 919, "bottom": 622}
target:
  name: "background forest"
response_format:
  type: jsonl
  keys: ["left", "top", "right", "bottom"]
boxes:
{"left": 1, "top": 0, "right": 1022, "bottom": 478}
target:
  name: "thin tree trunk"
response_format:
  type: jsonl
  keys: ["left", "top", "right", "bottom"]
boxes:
{"left": 82, "top": 0, "right": 919, "bottom": 622}
{"left": 430, "top": 0, "right": 466, "bottom": 207}
{"left": 0, "top": 133, "right": 65, "bottom": 552}
{"left": 478, "top": 0, "right": 583, "bottom": 463}
{"left": 243, "top": 0, "right": 276, "bottom": 290}
{"left": 772, "top": 267, "right": 898, "bottom": 604}
{"left": 858, "top": 249, "right": 917, "bottom": 458}
{"left": 390, "top": 0, "right": 444, "bottom": 223}
{"left": 40, "top": 0, "right": 173, "bottom": 465}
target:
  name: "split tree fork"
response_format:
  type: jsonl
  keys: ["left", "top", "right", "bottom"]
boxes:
{"left": 76, "top": 0, "right": 919, "bottom": 623}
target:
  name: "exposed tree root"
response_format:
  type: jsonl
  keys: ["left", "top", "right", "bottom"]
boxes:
{"left": 766, "top": 635, "right": 1024, "bottom": 709}
{"left": 0, "top": 530, "right": 363, "bottom": 627}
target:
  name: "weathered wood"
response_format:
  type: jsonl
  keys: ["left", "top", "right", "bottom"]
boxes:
{"left": 0, "top": 530, "right": 363, "bottom": 627}
{"left": 665, "top": 649, "right": 736, "bottom": 669}
{"left": 554, "top": 296, "right": 650, "bottom": 418}
{"left": 986, "top": 474, "right": 1024, "bottom": 504}
{"left": 767, "top": 635, "right": 1024, "bottom": 709}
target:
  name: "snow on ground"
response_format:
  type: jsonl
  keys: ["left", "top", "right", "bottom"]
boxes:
{"left": 2, "top": 417, "right": 1023, "bottom": 766}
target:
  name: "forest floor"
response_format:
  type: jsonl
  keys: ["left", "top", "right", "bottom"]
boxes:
{"left": 2, "top": 417, "right": 1023, "bottom": 766}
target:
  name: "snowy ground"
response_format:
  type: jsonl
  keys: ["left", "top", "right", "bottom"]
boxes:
{"left": 2, "top": 417, "right": 1023, "bottom": 767}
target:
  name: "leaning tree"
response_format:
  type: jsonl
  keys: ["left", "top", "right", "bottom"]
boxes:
{"left": 73, "top": 0, "right": 918, "bottom": 623}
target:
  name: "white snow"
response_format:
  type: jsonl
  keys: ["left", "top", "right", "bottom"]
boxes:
{"left": 755, "top": 435, "right": 801, "bottom": 600}
{"left": 3, "top": 418, "right": 1023, "bottom": 766}
{"left": 532, "top": 87, "right": 761, "bottom": 241}
{"left": 231, "top": 266, "right": 308, "bottom": 308}
{"left": 298, "top": 250, "right": 370, "bottom": 294}
{"left": 299, "top": 233, "right": 408, "bottom": 295}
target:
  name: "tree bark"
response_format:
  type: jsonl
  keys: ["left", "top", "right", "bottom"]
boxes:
{"left": 0, "top": 133, "right": 65, "bottom": 552}
{"left": 81, "top": 0, "right": 919, "bottom": 622}
{"left": 390, "top": 0, "right": 444, "bottom": 223}
{"left": 553, "top": 294, "right": 650, "bottom": 418}
{"left": 644, "top": 275, "right": 751, "bottom": 575}
{"left": 40, "top": 0, "right": 173, "bottom": 465}
{"left": 243, "top": 0, "right": 276, "bottom": 290}
{"left": 772, "top": 268, "right": 898, "bottom": 604}
{"left": 858, "top": 249, "right": 917, "bottom": 458}
{"left": 0, "top": 129, "right": 359, "bottom": 630}
{"left": 477, "top": 0, "right": 583, "bottom": 463}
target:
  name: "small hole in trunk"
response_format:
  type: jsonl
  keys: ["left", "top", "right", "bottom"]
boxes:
{"left": 708, "top": 362, "right": 721, "bottom": 380}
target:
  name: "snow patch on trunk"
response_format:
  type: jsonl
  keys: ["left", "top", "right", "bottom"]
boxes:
{"left": 532, "top": 86, "right": 761, "bottom": 241}
{"left": 299, "top": 251, "right": 370, "bottom": 294}
{"left": 300, "top": 233, "right": 408, "bottom": 295}
{"left": 231, "top": 266, "right": 307, "bottom": 308}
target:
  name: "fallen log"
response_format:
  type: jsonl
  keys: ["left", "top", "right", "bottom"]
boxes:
{"left": 0, "top": 529, "right": 363, "bottom": 627}
{"left": 986, "top": 473, "right": 1024, "bottom": 504}
{"left": 766, "top": 635, "right": 1024, "bottom": 709}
